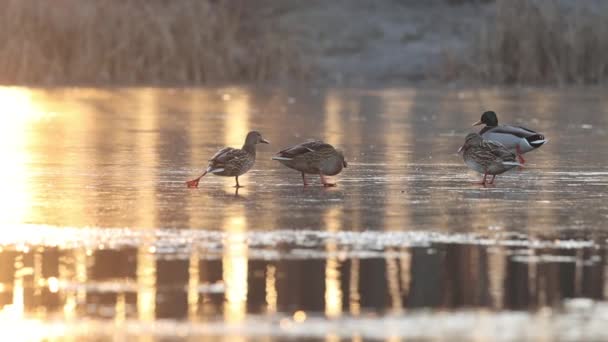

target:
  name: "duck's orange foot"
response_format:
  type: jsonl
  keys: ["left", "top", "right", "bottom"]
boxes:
{"left": 323, "top": 183, "right": 337, "bottom": 187}
{"left": 186, "top": 179, "right": 200, "bottom": 188}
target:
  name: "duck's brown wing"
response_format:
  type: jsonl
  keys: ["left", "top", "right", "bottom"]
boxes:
{"left": 482, "top": 140, "right": 517, "bottom": 162}
{"left": 209, "top": 147, "right": 234, "bottom": 162}
{"left": 208, "top": 147, "right": 248, "bottom": 170}
{"left": 275, "top": 140, "right": 333, "bottom": 159}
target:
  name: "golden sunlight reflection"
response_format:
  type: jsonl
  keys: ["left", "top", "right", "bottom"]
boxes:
{"left": 223, "top": 89, "right": 250, "bottom": 189}
{"left": 0, "top": 254, "right": 32, "bottom": 342}
{"left": 399, "top": 249, "right": 411, "bottom": 300}
{"left": 604, "top": 249, "right": 608, "bottom": 299}
{"left": 135, "top": 90, "right": 159, "bottom": 325}
{"left": 323, "top": 93, "right": 345, "bottom": 319}
{"left": 488, "top": 247, "right": 506, "bottom": 309}
{"left": 0, "top": 88, "right": 42, "bottom": 225}
{"left": 265, "top": 265, "right": 278, "bottom": 314}
{"left": 324, "top": 207, "right": 342, "bottom": 318}
{"left": 324, "top": 91, "right": 344, "bottom": 145}
{"left": 115, "top": 293, "right": 126, "bottom": 324}
{"left": 224, "top": 89, "right": 250, "bottom": 146}
{"left": 137, "top": 245, "right": 157, "bottom": 322}
{"left": 222, "top": 213, "right": 248, "bottom": 323}
{"left": 349, "top": 258, "right": 361, "bottom": 315}
{"left": 386, "top": 251, "right": 403, "bottom": 313}
{"left": 382, "top": 89, "right": 413, "bottom": 230}
{"left": 11, "top": 255, "right": 26, "bottom": 317}
{"left": 188, "top": 250, "right": 200, "bottom": 320}
{"left": 0, "top": 86, "right": 601, "bottom": 341}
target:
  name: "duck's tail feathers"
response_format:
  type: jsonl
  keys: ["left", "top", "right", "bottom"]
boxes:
{"left": 525, "top": 134, "right": 547, "bottom": 148}
{"left": 271, "top": 156, "right": 293, "bottom": 161}
{"left": 207, "top": 167, "right": 225, "bottom": 173}
{"left": 502, "top": 161, "right": 523, "bottom": 167}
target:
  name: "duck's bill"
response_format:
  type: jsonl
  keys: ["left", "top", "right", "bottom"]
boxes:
{"left": 260, "top": 138, "right": 270, "bottom": 144}
{"left": 457, "top": 146, "right": 464, "bottom": 153}
{"left": 472, "top": 120, "right": 483, "bottom": 126}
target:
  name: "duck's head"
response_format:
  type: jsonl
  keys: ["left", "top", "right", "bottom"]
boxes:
{"left": 245, "top": 131, "right": 270, "bottom": 145}
{"left": 458, "top": 133, "right": 483, "bottom": 153}
{"left": 473, "top": 111, "right": 498, "bottom": 127}
{"left": 337, "top": 150, "right": 348, "bottom": 168}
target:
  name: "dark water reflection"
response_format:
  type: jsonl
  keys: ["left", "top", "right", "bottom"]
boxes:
{"left": 1, "top": 86, "right": 608, "bottom": 340}
{"left": 1, "top": 244, "right": 604, "bottom": 317}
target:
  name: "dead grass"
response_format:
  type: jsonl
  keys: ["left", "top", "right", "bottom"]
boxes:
{"left": 0, "top": 0, "right": 306, "bottom": 85}
{"left": 469, "top": 0, "right": 608, "bottom": 84}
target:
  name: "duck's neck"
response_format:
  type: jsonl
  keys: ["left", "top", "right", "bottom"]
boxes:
{"left": 487, "top": 118, "right": 498, "bottom": 127}
{"left": 242, "top": 142, "right": 257, "bottom": 155}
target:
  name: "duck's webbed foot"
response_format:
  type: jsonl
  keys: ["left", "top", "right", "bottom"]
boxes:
{"left": 186, "top": 179, "right": 200, "bottom": 188}
{"left": 472, "top": 173, "right": 488, "bottom": 186}
{"left": 320, "top": 174, "right": 336, "bottom": 187}
{"left": 234, "top": 176, "right": 244, "bottom": 188}
{"left": 186, "top": 171, "right": 207, "bottom": 188}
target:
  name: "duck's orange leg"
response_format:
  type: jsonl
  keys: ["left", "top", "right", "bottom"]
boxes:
{"left": 301, "top": 172, "right": 308, "bottom": 186}
{"left": 186, "top": 171, "right": 207, "bottom": 188}
{"left": 473, "top": 173, "right": 488, "bottom": 186}
{"left": 516, "top": 146, "right": 525, "bottom": 164}
{"left": 489, "top": 175, "right": 496, "bottom": 184}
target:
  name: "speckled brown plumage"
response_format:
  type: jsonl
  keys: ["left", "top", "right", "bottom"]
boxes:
{"left": 206, "top": 147, "right": 255, "bottom": 177}
{"left": 186, "top": 131, "right": 269, "bottom": 188}
{"left": 460, "top": 133, "right": 521, "bottom": 186}
{"left": 272, "top": 140, "right": 347, "bottom": 187}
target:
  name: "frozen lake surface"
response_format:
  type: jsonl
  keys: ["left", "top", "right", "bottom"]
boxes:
{"left": 0, "top": 86, "right": 607, "bottom": 341}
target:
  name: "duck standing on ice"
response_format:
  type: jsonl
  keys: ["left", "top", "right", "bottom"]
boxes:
{"left": 459, "top": 133, "right": 521, "bottom": 186}
{"left": 272, "top": 140, "right": 347, "bottom": 187}
{"left": 186, "top": 131, "right": 269, "bottom": 188}
{"left": 473, "top": 110, "right": 547, "bottom": 164}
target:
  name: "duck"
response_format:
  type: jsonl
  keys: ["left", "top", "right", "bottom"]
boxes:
{"left": 459, "top": 133, "right": 521, "bottom": 186}
{"left": 272, "top": 140, "right": 347, "bottom": 187}
{"left": 473, "top": 110, "right": 547, "bottom": 164}
{"left": 186, "top": 131, "right": 269, "bottom": 188}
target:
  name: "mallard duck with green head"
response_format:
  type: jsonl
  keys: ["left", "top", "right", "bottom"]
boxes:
{"left": 473, "top": 110, "right": 547, "bottom": 164}
{"left": 186, "top": 131, "right": 269, "bottom": 188}
{"left": 459, "top": 133, "right": 521, "bottom": 186}
{"left": 272, "top": 140, "right": 347, "bottom": 187}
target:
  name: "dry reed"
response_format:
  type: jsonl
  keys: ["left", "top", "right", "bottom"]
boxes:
{"left": 471, "top": 0, "right": 608, "bottom": 84}
{"left": 0, "top": 0, "right": 306, "bottom": 85}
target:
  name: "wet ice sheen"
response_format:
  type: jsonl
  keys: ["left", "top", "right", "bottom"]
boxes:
{"left": 3, "top": 300, "right": 608, "bottom": 341}
{"left": 0, "top": 224, "right": 596, "bottom": 257}
{"left": 1, "top": 86, "right": 608, "bottom": 341}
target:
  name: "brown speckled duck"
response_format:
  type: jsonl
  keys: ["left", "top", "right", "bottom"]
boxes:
{"left": 186, "top": 131, "right": 269, "bottom": 188}
{"left": 459, "top": 133, "right": 521, "bottom": 186}
{"left": 272, "top": 140, "right": 347, "bottom": 187}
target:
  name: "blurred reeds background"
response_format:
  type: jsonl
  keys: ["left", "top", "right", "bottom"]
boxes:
{"left": 0, "top": 0, "right": 305, "bottom": 84}
{"left": 0, "top": 0, "right": 606, "bottom": 85}
{"left": 471, "top": 0, "right": 608, "bottom": 84}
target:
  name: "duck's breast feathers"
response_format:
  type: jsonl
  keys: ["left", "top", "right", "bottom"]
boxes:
{"left": 275, "top": 140, "right": 334, "bottom": 159}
